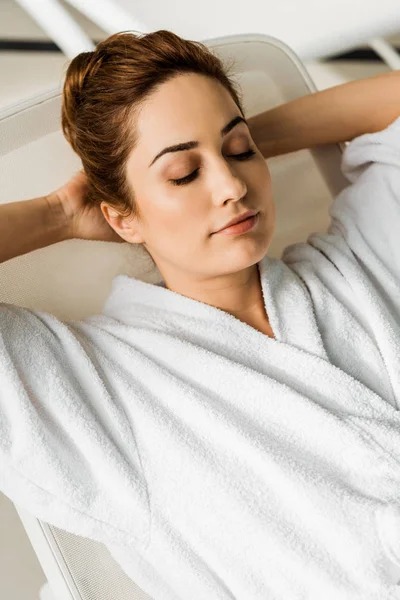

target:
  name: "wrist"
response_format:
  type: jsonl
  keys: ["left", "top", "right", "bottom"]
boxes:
{"left": 44, "top": 192, "right": 74, "bottom": 241}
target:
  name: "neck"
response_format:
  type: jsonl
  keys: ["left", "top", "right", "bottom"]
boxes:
{"left": 161, "top": 262, "right": 268, "bottom": 323}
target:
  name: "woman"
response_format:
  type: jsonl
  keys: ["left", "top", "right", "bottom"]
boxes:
{"left": 1, "top": 30, "right": 400, "bottom": 600}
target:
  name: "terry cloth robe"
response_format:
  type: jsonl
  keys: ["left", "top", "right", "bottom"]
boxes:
{"left": 1, "top": 117, "right": 400, "bottom": 600}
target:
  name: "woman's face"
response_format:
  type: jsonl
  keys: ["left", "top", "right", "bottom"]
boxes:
{"left": 103, "top": 72, "right": 275, "bottom": 290}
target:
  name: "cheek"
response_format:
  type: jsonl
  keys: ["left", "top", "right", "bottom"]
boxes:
{"left": 146, "top": 197, "right": 198, "bottom": 240}
{"left": 258, "top": 159, "right": 271, "bottom": 181}
{"left": 258, "top": 162, "right": 273, "bottom": 194}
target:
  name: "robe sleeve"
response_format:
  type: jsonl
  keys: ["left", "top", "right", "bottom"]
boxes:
{"left": 325, "top": 115, "right": 400, "bottom": 312}
{"left": 0, "top": 302, "right": 150, "bottom": 549}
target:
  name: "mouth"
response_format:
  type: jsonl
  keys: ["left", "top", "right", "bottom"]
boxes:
{"left": 213, "top": 212, "right": 260, "bottom": 236}
{"left": 213, "top": 209, "right": 258, "bottom": 234}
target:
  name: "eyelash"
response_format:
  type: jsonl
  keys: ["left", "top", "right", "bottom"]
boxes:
{"left": 170, "top": 148, "right": 257, "bottom": 186}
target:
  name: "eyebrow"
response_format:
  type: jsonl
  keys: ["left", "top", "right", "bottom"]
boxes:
{"left": 148, "top": 115, "right": 248, "bottom": 167}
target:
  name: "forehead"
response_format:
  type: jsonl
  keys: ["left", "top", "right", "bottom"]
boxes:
{"left": 135, "top": 73, "right": 239, "bottom": 149}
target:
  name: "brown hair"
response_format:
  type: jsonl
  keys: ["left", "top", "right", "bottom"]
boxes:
{"left": 61, "top": 29, "right": 245, "bottom": 250}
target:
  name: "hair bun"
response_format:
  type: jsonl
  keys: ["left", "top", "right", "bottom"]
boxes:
{"left": 61, "top": 50, "right": 104, "bottom": 152}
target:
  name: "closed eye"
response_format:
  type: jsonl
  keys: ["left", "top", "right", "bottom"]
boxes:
{"left": 169, "top": 148, "right": 257, "bottom": 187}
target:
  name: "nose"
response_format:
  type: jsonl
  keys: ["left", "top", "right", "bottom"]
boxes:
{"left": 213, "top": 159, "right": 248, "bottom": 206}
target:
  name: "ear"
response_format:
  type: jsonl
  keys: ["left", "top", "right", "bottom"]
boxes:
{"left": 100, "top": 202, "right": 145, "bottom": 244}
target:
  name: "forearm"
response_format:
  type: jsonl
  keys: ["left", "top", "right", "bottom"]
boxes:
{"left": 248, "top": 70, "right": 400, "bottom": 158}
{"left": 0, "top": 194, "right": 71, "bottom": 264}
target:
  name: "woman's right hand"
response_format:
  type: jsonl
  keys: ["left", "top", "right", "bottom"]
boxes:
{"left": 49, "top": 170, "right": 125, "bottom": 243}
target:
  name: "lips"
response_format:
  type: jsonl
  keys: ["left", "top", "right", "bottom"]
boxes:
{"left": 214, "top": 210, "right": 258, "bottom": 233}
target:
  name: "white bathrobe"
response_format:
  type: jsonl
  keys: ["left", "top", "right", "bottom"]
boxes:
{"left": 1, "top": 117, "right": 400, "bottom": 600}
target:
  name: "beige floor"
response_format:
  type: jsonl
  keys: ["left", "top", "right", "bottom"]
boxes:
{"left": 0, "top": 4, "right": 399, "bottom": 598}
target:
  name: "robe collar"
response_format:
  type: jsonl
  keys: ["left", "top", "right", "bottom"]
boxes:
{"left": 102, "top": 253, "right": 328, "bottom": 361}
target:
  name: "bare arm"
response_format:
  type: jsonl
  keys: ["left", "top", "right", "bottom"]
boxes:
{"left": 0, "top": 194, "right": 70, "bottom": 264}
{"left": 248, "top": 70, "right": 400, "bottom": 159}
